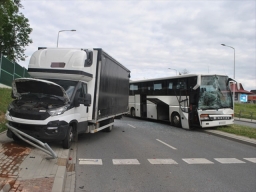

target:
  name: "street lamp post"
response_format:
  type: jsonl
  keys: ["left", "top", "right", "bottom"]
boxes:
{"left": 57, "top": 29, "right": 76, "bottom": 47}
{"left": 221, "top": 44, "right": 236, "bottom": 108}
{"left": 168, "top": 68, "right": 177, "bottom": 75}
{"left": 221, "top": 44, "right": 235, "bottom": 79}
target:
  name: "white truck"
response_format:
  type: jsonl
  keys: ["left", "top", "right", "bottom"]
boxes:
{"left": 6, "top": 48, "right": 130, "bottom": 149}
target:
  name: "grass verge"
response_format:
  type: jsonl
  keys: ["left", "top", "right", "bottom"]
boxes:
{"left": 235, "top": 103, "right": 256, "bottom": 120}
{"left": 217, "top": 124, "right": 256, "bottom": 139}
{"left": 0, "top": 88, "right": 12, "bottom": 133}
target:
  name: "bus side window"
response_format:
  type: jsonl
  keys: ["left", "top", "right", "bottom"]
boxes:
{"left": 168, "top": 82, "right": 173, "bottom": 89}
{"left": 130, "top": 84, "right": 139, "bottom": 95}
{"left": 177, "top": 79, "right": 187, "bottom": 90}
{"left": 147, "top": 82, "right": 153, "bottom": 95}
{"left": 188, "top": 77, "right": 197, "bottom": 89}
{"left": 167, "top": 81, "right": 174, "bottom": 95}
{"left": 153, "top": 82, "right": 162, "bottom": 95}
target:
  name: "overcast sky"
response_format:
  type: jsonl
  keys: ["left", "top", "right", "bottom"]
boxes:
{"left": 20, "top": 0, "right": 255, "bottom": 91}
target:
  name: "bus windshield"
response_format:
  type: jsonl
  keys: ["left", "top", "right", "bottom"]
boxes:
{"left": 198, "top": 75, "right": 232, "bottom": 110}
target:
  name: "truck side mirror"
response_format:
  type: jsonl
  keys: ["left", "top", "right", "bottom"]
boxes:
{"left": 84, "top": 51, "right": 93, "bottom": 67}
{"left": 74, "top": 92, "right": 91, "bottom": 107}
{"left": 84, "top": 94, "right": 91, "bottom": 106}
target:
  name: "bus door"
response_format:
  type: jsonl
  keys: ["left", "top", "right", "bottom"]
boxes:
{"left": 188, "top": 88, "right": 200, "bottom": 127}
{"left": 140, "top": 94, "right": 147, "bottom": 118}
{"left": 188, "top": 77, "right": 200, "bottom": 128}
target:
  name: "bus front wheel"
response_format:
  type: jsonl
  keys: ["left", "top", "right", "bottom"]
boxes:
{"left": 171, "top": 113, "right": 181, "bottom": 128}
{"left": 131, "top": 108, "right": 135, "bottom": 117}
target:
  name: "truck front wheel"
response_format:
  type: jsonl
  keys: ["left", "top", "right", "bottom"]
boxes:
{"left": 62, "top": 126, "right": 73, "bottom": 149}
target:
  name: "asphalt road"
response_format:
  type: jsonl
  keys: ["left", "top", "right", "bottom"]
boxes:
{"left": 75, "top": 117, "right": 256, "bottom": 192}
{"left": 234, "top": 119, "right": 256, "bottom": 128}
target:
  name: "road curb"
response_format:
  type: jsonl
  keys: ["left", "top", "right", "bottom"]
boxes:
{"left": 204, "top": 129, "right": 256, "bottom": 146}
{"left": 52, "top": 165, "right": 67, "bottom": 192}
{"left": 51, "top": 148, "right": 70, "bottom": 192}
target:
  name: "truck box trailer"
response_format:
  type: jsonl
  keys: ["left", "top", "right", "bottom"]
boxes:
{"left": 6, "top": 48, "right": 130, "bottom": 149}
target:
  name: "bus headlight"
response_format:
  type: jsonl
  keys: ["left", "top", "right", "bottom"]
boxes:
{"left": 200, "top": 114, "right": 210, "bottom": 120}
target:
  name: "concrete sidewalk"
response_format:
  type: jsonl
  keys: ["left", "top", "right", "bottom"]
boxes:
{"left": 0, "top": 131, "right": 71, "bottom": 192}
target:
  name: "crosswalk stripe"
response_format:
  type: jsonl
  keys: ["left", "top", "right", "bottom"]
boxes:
{"left": 148, "top": 159, "right": 178, "bottom": 164}
{"left": 182, "top": 158, "right": 214, "bottom": 164}
{"left": 214, "top": 158, "right": 246, "bottom": 164}
{"left": 79, "top": 159, "right": 103, "bottom": 165}
{"left": 77, "top": 158, "right": 256, "bottom": 165}
{"left": 113, "top": 159, "right": 140, "bottom": 165}
{"left": 243, "top": 158, "right": 256, "bottom": 163}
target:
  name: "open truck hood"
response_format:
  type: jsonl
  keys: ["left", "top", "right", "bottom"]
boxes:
{"left": 12, "top": 78, "right": 70, "bottom": 103}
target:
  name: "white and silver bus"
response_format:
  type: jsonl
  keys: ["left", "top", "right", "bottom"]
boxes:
{"left": 129, "top": 74, "right": 235, "bottom": 129}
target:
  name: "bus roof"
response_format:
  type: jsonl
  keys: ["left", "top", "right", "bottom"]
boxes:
{"left": 129, "top": 74, "right": 228, "bottom": 83}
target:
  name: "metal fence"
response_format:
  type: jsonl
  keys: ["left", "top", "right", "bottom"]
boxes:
{"left": 0, "top": 54, "right": 30, "bottom": 87}
{"left": 235, "top": 111, "right": 255, "bottom": 121}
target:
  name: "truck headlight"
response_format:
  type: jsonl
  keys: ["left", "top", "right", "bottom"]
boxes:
{"left": 47, "top": 105, "right": 68, "bottom": 116}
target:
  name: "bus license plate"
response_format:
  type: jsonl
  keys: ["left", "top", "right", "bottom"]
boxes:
{"left": 219, "top": 122, "right": 226, "bottom": 125}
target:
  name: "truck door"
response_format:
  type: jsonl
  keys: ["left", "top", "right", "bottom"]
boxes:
{"left": 75, "top": 82, "right": 89, "bottom": 133}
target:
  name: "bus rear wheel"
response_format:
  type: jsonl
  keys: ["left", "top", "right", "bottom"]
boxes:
{"left": 171, "top": 113, "right": 181, "bottom": 128}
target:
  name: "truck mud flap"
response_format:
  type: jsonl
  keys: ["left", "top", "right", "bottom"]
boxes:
{"left": 6, "top": 124, "right": 58, "bottom": 159}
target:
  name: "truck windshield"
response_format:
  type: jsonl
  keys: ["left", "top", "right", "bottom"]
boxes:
{"left": 198, "top": 75, "right": 232, "bottom": 110}
{"left": 45, "top": 79, "right": 78, "bottom": 99}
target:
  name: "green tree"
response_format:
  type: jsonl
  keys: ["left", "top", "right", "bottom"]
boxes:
{"left": 0, "top": 0, "right": 32, "bottom": 62}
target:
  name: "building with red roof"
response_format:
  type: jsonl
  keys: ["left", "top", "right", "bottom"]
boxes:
{"left": 230, "top": 83, "right": 253, "bottom": 103}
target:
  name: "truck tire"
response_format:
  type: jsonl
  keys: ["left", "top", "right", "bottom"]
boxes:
{"left": 12, "top": 133, "right": 21, "bottom": 142}
{"left": 105, "top": 125, "right": 113, "bottom": 132}
{"left": 62, "top": 126, "right": 73, "bottom": 149}
{"left": 171, "top": 113, "right": 181, "bottom": 128}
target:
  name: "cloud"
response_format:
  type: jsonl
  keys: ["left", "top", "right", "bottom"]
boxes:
{"left": 19, "top": 0, "right": 256, "bottom": 91}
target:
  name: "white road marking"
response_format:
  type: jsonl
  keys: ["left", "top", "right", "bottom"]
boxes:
{"left": 127, "top": 124, "right": 136, "bottom": 128}
{"left": 214, "top": 158, "right": 245, "bottom": 164}
{"left": 243, "top": 158, "right": 256, "bottom": 163}
{"left": 113, "top": 159, "right": 140, "bottom": 165}
{"left": 182, "top": 158, "right": 214, "bottom": 164}
{"left": 156, "top": 139, "right": 177, "bottom": 150}
{"left": 148, "top": 159, "right": 178, "bottom": 164}
{"left": 79, "top": 159, "right": 103, "bottom": 165}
